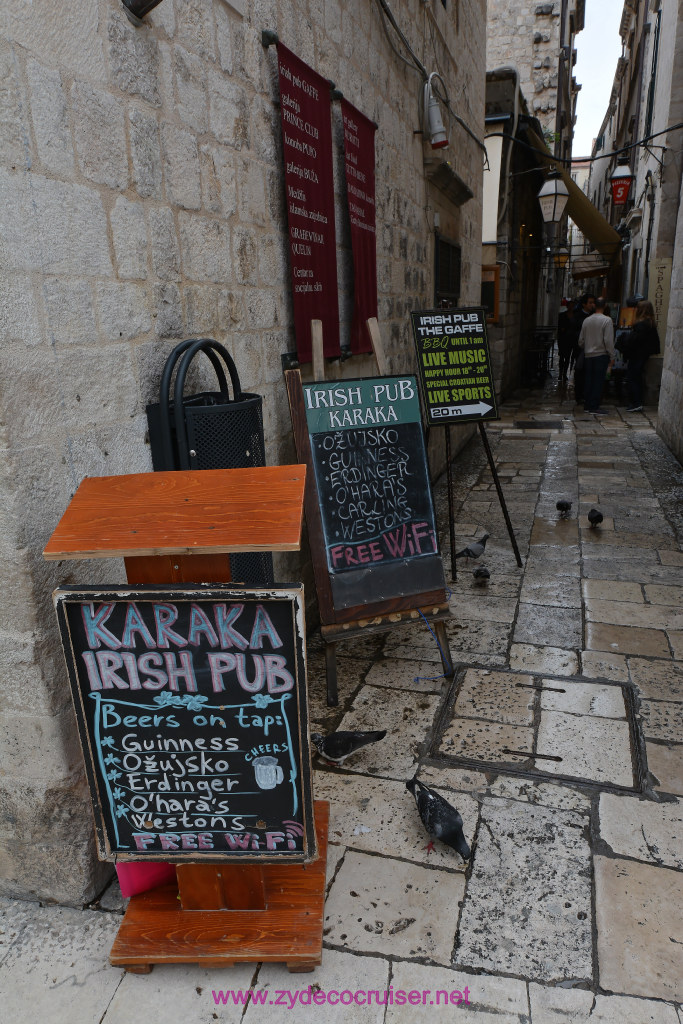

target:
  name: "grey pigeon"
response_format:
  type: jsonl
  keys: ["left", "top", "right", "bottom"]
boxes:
{"left": 406, "top": 777, "right": 470, "bottom": 860}
{"left": 455, "top": 533, "right": 489, "bottom": 560}
{"left": 311, "top": 730, "right": 386, "bottom": 764}
{"left": 472, "top": 566, "right": 490, "bottom": 583}
{"left": 587, "top": 508, "right": 603, "bottom": 528}
{"left": 556, "top": 500, "right": 572, "bottom": 516}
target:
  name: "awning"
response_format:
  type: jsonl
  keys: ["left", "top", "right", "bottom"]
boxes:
{"left": 525, "top": 128, "right": 622, "bottom": 262}
{"left": 571, "top": 253, "right": 613, "bottom": 280}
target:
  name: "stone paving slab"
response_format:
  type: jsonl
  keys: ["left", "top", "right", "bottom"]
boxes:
{"left": 520, "top": 576, "right": 582, "bottom": 608}
{"left": 537, "top": 709, "right": 633, "bottom": 787}
{"left": 335, "top": 685, "right": 441, "bottom": 779}
{"left": 388, "top": 962, "right": 527, "bottom": 1021}
{"left": 103, "top": 964, "right": 252, "bottom": 1024}
{"left": 1, "top": 900, "right": 123, "bottom": 1024}
{"left": 585, "top": 599, "right": 683, "bottom": 630}
{"left": 595, "top": 856, "right": 683, "bottom": 1002}
{"left": 646, "top": 742, "right": 683, "bottom": 796}
{"left": 454, "top": 669, "right": 535, "bottom": 726}
{"left": 324, "top": 850, "right": 465, "bottom": 964}
{"left": 514, "top": 604, "right": 582, "bottom": 649}
{"left": 585, "top": 622, "right": 671, "bottom": 658}
{"left": 528, "top": 984, "right": 680, "bottom": 1023}
{"left": 639, "top": 699, "right": 683, "bottom": 742}
{"left": 455, "top": 799, "right": 592, "bottom": 983}
{"left": 439, "top": 716, "right": 534, "bottom": 764}
{"left": 364, "top": 657, "right": 445, "bottom": 694}
{"left": 627, "top": 657, "right": 683, "bottom": 702}
{"left": 509, "top": 644, "right": 579, "bottom": 676}
{"left": 599, "top": 793, "right": 683, "bottom": 869}
{"left": 539, "top": 679, "right": 626, "bottom": 719}
{"left": 247, "top": 950, "right": 389, "bottom": 1023}
{"left": 580, "top": 650, "right": 629, "bottom": 681}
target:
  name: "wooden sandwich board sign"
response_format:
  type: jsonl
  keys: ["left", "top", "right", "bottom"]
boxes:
{"left": 54, "top": 584, "right": 316, "bottom": 864}
{"left": 411, "top": 307, "right": 499, "bottom": 425}
{"left": 285, "top": 370, "right": 453, "bottom": 705}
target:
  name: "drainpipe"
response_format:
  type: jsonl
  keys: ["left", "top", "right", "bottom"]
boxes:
{"left": 555, "top": 0, "right": 569, "bottom": 158}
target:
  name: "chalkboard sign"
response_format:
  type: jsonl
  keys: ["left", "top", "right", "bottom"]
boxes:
{"left": 54, "top": 585, "right": 316, "bottom": 863}
{"left": 411, "top": 307, "right": 499, "bottom": 425}
{"left": 297, "top": 375, "right": 444, "bottom": 610}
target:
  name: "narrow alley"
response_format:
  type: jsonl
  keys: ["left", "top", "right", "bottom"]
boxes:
{"left": 2, "top": 377, "right": 682, "bottom": 1023}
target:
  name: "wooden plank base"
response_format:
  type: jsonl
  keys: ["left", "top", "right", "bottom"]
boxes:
{"left": 110, "top": 801, "right": 329, "bottom": 973}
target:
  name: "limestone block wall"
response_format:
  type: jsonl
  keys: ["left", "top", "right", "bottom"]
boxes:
{"left": 0, "top": 0, "right": 485, "bottom": 903}
{"left": 486, "top": 0, "right": 561, "bottom": 133}
{"left": 658, "top": 171, "right": 683, "bottom": 465}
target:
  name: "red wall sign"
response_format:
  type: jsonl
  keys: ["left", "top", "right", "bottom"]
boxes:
{"left": 341, "top": 99, "right": 377, "bottom": 354}
{"left": 277, "top": 44, "right": 340, "bottom": 362}
{"left": 611, "top": 177, "right": 632, "bottom": 205}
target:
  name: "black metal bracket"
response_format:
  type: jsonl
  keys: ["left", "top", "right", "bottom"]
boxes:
{"left": 261, "top": 29, "right": 279, "bottom": 47}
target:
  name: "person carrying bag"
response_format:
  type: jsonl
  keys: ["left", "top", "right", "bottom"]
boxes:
{"left": 625, "top": 300, "right": 659, "bottom": 412}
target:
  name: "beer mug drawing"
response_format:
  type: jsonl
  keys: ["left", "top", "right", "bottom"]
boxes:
{"left": 253, "top": 755, "right": 284, "bottom": 790}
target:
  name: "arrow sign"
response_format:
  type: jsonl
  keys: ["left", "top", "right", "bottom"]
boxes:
{"left": 432, "top": 402, "right": 493, "bottom": 419}
{"left": 410, "top": 308, "right": 499, "bottom": 426}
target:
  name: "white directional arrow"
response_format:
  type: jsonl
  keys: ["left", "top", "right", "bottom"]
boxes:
{"left": 432, "top": 402, "right": 493, "bottom": 419}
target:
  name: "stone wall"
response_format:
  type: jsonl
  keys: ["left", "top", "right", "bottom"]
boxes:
{"left": 658, "top": 169, "right": 683, "bottom": 465}
{"left": 486, "top": 0, "right": 561, "bottom": 136}
{"left": 0, "top": 0, "right": 485, "bottom": 903}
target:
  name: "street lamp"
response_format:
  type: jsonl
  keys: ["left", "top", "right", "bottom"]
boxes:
{"left": 610, "top": 160, "right": 634, "bottom": 206}
{"left": 553, "top": 246, "right": 569, "bottom": 269}
{"left": 537, "top": 170, "right": 570, "bottom": 224}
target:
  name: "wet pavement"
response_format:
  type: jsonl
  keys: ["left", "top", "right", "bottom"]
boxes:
{"left": 2, "top": 376, "right": 682, "bottom": 1022}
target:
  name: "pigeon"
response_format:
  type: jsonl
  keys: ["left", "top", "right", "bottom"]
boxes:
{"left": 455, "top": 533, "right": 489, "bottom": 560}
{"left": 556, "top": 500, "right": 572, "bottom": 517}
{"left": 472, "top": 566, "right": 490, "bottom": 583}
{"left": 587, "top": 508, "right": 603, "bottom": 528}
{"left": 406, "top": 777, "right": 470, "bottom": 860}
{"left": 311, "top": 730, "right": 386, "bottom": 764}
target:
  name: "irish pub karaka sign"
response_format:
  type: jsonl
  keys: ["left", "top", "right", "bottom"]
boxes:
{"left": 411, "top": 308, "right": 498, "bottom": 425}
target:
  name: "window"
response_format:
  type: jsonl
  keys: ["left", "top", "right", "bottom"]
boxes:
{"left": 481, "top": 265, "right": 500, "bottom": 323}
{"left": 434, "top": 234, "right": 461, "bottom": 307}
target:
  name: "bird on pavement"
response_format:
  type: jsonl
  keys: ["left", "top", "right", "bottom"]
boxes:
{"left": 472, "top": 566, "right": 490, "bottom": 583}
{"left": 556, "top": 500, "right": 572, "bottom": 517}
{"left": 587, "top": 508, "right": 603, "bottom": 528}
{"left": 455, "top": 534, "right": 489, "bottom": 561}
{"left": 311, "top": 730, "right": 386, "bottom": 764}
{"left": 406, "top": 777, "right": 471, "bottom": 860}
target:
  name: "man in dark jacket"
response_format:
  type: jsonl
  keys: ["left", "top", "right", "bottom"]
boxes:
{"left": 573, "top": 293, "right": 595, "bottom": 403}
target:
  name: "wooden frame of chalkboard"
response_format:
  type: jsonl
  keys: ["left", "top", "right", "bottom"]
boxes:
{"left": 54, "top": 584, "right": 316, "bottom": 864}
{"left": 285, "top": 369, "right": 452, "bottom": 705}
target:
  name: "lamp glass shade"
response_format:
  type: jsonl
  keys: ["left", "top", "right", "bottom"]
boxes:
{"left": 537, "top": 173, "right": 570, "bottom": 223}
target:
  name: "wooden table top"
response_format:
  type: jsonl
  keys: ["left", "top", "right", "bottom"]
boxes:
{"left": 43, "top": 466, "right": 306, "bottom": 560}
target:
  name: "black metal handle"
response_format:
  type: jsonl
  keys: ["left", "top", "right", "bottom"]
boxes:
{"left": 173, "top": 339, "right": 244, "bottom": 471}
{"left": 158, "top": 339, "right": 230, "bottom": 472}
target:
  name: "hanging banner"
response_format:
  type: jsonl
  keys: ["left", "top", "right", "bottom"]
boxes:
{"left": 341, "top": 99, "right": 377, "bottom": 354}
{"left": 277, "top": 43, "right": 339, "bottom": 363}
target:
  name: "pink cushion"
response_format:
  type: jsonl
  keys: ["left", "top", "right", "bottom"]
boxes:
{"left": 116, "top": 861, "right": 176, "bottom": 898}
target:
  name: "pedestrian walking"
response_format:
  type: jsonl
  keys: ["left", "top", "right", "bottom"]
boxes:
{"left": 557, "top": 299, "right": 579, "bottom": 383}
{"left": 578, "top": 297, "right": 615, "bottom": 414}
{"left": 625, "top": 299, "right": 660, "bottom": 412}
{"left": 572, "top": 293, "right": 596, "bottom": 403}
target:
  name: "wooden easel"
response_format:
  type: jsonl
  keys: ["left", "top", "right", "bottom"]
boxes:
{"left": 44, "top": 465, "right": 329, "bottom": 973}
{"left": 310, "top": 316, "right": 388, "bottom": 381}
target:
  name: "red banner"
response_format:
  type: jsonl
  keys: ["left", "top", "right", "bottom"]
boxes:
{"left": 277, "top": 44, "right": 339, "bottom": 362}
{"left": 341, "top": 99, "right": 377, "bottom": 354}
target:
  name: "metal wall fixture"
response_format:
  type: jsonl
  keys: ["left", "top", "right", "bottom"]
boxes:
{"left": 422, "top": 72, "right": 449, "bottom": 149}
{"left": 121, "top": 0, "right": 166, "bottom": 26}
